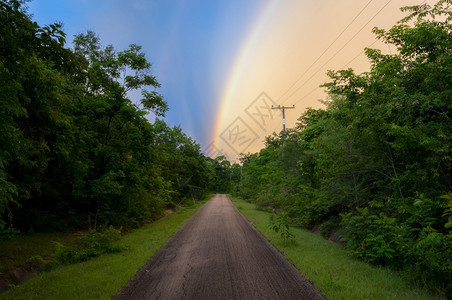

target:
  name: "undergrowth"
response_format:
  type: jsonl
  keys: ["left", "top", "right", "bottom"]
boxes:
{"left": 49, "top": 227, "right": 125, "bottom": 267}
{"left": 232, "top": 196, "right": 444, "bottom": 300}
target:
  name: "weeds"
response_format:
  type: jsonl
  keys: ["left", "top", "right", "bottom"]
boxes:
{"left": 269, "top": 212, "right": 294, "bottom": 246}
{"left": 51, "top": 226, "right": 125, "bottom": 266}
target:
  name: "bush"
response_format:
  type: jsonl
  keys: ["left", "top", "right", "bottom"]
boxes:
{"left": 319, "top": 216, "right": 340, "bottom": 239}
{"left": 288, "top": 186, "right": 332, "bottom": 228}
{"left": 269, "top": 212, "right": 294, "bottom": 245}
{"left": 405, "top": 228, "right": 452, "bottom": 296}
{"left": 53, "top": 226, "right": 124, "bottom": 265}
{"left": 341, "top": 197, "right": 452, "bottom": 296}
{"left": 341, "top": 208, "right": 406, "bottom": 267}
{"left": 0, "top": 226, "right": 20, "bottom": 241}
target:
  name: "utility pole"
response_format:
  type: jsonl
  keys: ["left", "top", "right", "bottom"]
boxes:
{"left": 272, "top": 105, "right": 295, "bottom": 137}
{"left": 240, "top": 164, "right": 242, "bottom": 186}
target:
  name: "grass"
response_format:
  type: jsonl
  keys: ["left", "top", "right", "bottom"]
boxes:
{"left": 0, "top": 197, "right": 208, "bottom": 299}
{"left": 230, "top": 196, "right": 443, "bottom": 300}
{"left": 0, "top": 232, "right": 78, "bottom": 273}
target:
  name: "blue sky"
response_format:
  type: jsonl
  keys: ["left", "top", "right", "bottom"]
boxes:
{"left": 27, "top": 0, "right": 264, "bottom": 148}
{"left": 27, "top": 0, "right": 428, "bottom": 160}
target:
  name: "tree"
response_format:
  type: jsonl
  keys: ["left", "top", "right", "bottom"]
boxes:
{"left": 237, "top": 0, "right": 451, "bottom": 294}
{"left": 153, "top": 119, "right": 213, "bottom": 206}
{"left": 320, "top": 0, "right": 451, "bottom": 292}
{"left": 0, "top": 0, "right": 212, "bottom": 232}
{"left": 68, "top": 31, "right": 169, "bottom": 228}
{"left": 0, "top": 0, "right": 83, "bottom": 230}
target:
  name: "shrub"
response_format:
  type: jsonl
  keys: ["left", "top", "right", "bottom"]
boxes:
{"left": 341, "top": 208, "right": 406, "bottom": 267}
{"left": 342, "top": 195, "right": 452, "bottom": 296}
{"left": 406, "top": 229, "right": 452, "bottom": 291}
{"left": 53, "top": 226, "right": 124, "bottom": 265}
{"left": 269, "top": 212, "right": 294, "bottom": 245}
{"left": 0, "top": 226, "right": 20, "bottom": 241}
{"left": 319, "top": 216, "right": 340, "bottom": 239}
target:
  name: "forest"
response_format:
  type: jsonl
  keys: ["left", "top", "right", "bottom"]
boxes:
{"left": 220, "top": 1, "right": 452, "bottom": 294}
{"left": 1, "top": 0, "right": 451, "bottom": 296}
{"left": 0, "top": 0, "right": 215, "bottom": 232}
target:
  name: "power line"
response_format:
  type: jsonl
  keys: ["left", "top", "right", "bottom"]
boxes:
{"left": 289, "top": 0, "right": 430, "bottom": 107}
{"left": 293, "top": 86, "right": 321, "bottom": 106}
{"left": 284, "top": 0, "right": 394, "bottom": 105}
{"left": 265, "top": 0, "right": 390, "bottom": 136}
{"left": 340, "top": 0, "right": 427, "bottom": 69}
{"left": 257, "top": 0, "right": 430, "bottom": 148}
{"left": 288, "top": 40, "right": 379, "bottom": 107}
{"left": 341, "top": 39, "right": 379, "bottom": 69}
{"left": 271, "top": 105, "right": 295, "bottom": 137}
{"left": 277, "top": 0, "right": 375, "bottom": 102}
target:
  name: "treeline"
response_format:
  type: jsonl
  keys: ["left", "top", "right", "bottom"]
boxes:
{"left": 227, "top": 1, "right": 451, "bottom": 295}
{"left": 208, "top": 156, "right": 241, "bottom": 193}
{"left": 0, "top": 0, "right": 214, "bottom": 232}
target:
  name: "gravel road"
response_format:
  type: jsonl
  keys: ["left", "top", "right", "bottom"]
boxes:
{"left": 114, "top": 194, "right": 325, "bottom": 299}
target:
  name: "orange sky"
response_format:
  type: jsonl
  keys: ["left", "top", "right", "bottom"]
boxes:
{"left": 210, "top": 0, "right": 433, "bottom": 162}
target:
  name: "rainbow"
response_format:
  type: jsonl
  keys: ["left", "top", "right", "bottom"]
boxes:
{"left": 211, "top": 1, "right": 279, "bottom": 151}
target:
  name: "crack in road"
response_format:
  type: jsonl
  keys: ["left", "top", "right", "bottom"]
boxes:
{"left": 114, "top": 194, "right": 325, "bottom": 300}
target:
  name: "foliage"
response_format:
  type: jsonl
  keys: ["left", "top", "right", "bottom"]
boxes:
{"left": 0, "top": 226, "right": 20, "bottom": 241}
{"left": 0, "top": 199, "right": 207, "bottom": 299}
{"left": 341, "top": 208, "right": 405, "bottom": 266}
{"left": 231, "top": 196, "right": 442, "bottom": 300}
{"left": 318, "top": 216, "right": 340, "bottom": 239}
{"left": 207, "top": 155, "right": 241, "bottom": 194}
{"left": 52, "top": 227, "right": 123, "bottom": 265}
{"left": 153, "top": 119, "right": 214, "bottom": 206}
{"left": 0, "top": 0, "right": 213, "bottom": 232}
{"left": 443, "top": 192, "right": 452, "bottom": 229}
{"left": 222, "top": 1, "right": 451, "bottom": 295}
{"left": 269, "top": 212, "right": 294, "bottom": 245}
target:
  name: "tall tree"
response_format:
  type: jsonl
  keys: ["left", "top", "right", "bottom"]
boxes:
{"left": 237, "top": 0, "right": 451, "bottom": 293}
{"left": 0, "top": 0, "right": 212, "bottom": 232}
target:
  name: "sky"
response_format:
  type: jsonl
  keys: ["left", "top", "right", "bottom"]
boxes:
{"left": 27, "top": 0, "right": 432, "bottom": 161}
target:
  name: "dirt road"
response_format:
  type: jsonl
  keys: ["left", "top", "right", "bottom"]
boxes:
{"left": 114, "top": 194, "right": 325, "bottom": 299}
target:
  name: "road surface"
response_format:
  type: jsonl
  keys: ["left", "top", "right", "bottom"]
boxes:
{"left": 114, "top": 194, "right": 325, "bottom": 299}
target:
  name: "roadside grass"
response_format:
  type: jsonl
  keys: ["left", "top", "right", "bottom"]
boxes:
{"left": 0, "top": 197, "right": 209, "bottom": 299}
{"left": 231, "top": 196, "right": 443, "bottom": 300}
{"left": 0, "top": 232, "right": 78, "bottom": 273}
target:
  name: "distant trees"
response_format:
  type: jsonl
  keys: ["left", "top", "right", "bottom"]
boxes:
{"left": 207, "top": 156, "right": 241, "bottom": 194}
{"left": 232, "top": 1, "right": 451, "bottom": 295}
{"left": 153, "top": 119, "right": 214, "bottom": 206}
{"left": 0, "top": 0, "right": 213, "bottom": 232}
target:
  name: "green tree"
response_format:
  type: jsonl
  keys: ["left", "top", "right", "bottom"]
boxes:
{"left": 153, "top": 119, "right": 213, "bottom": 206}
{"left": 320, "top": 0, "right": 452, "bottom": 292}
{"left": 0, "top": 1, "right": 212, "bottom": 232}
{"left": 0, "top": 0, "right": 85, "bottom": 230}
{"left": 238, "top": 0, "right": 451, "bottom": 294}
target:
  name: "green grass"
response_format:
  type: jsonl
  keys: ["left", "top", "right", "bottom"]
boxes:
{"left": 231, "top": 196, "right": 443, "bottom": 300}
{"left": 0, "top": 198, "right": 208, "bottom": 299}
{"left": 0, "top": 232, "right": 78, "bottom": 273}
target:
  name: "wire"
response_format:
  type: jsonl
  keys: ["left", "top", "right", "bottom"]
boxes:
{"left": 283, "top": 0, "right": 394, "bottom": 105}
{"left": 286, "top": 39, "right": 379, "bottom": 107}
{"left": 294, "top": 87, "right": 321, "bottom": 106}
{"left": 340, "top": 0, "right": 428, "bottom": 69}
{"left": 341, "top": 39, "right": 379, "bottom": 69}
{"left": 277, "top": 0, "right": 375, "bottom": 102}
{"left": 290, "top": 0, "right": 430, "bottom": 106}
